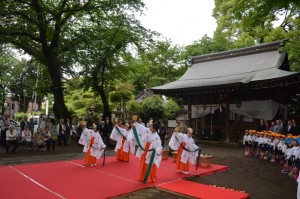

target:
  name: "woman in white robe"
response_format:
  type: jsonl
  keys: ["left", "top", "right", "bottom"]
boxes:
{"left": 168, "top": 126, "right": 182, "bottom": 151}
{"left": 176, "top": 128, "right": 200, "bottom": 174}
{"left": 90, "top": 125, "right": 106, "bottom": 160}
{"left": 83, "top": 124, "right": 106, "bottom": 166}
{"left": 110, "top": 118, "right": 130, "bottom": 161}
{"left": 139, "top": 123, "right": 162, "bottom": 183}
{"left": 127, "top": 115, "right": 149, "bottom": 157}
{"left": 78, "top": 121, "right": 91, "bottom": 153}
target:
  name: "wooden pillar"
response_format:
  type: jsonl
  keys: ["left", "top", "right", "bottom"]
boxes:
{"left": 188, "top": 97, "right": 192, "bottom": 127}
{"left": 225, "top": 101, "right": 230, "bottom": 143}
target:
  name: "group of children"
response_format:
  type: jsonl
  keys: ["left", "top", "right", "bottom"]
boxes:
{"left": 243, "top": 130, "right": 300, "bottom": 181}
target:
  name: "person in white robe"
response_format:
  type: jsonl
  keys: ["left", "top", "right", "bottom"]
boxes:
{"left": 78, "top": 121, "right": 91, "bottom": 153}
{"left": 170, "top": 127, "right": 200, "bottom": 174}
{"left": 110, "top": 118, "right": 130, "bottom": 161}
{"left": 138, "top": 122, "right": 162, "bottom": 183}
{"left": 127, "top": 115, "right": 149, "bottom": 157}
{"left": 89, "top": 125, "right": 106, "bottom": 160}
{"left": 168, "top": 126, "right": 182, "bottom": 151}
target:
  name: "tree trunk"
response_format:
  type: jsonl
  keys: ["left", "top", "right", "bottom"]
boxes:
{"left": 1, "top": 92, "right": 5, "bottom": 115}
{"left": 94, "top": 85, "right": 111, "bottom": 120}
{"left": 45, "top": 56, "right": 69, "bottom": 119}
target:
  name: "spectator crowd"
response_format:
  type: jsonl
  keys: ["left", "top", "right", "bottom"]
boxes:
{"left": 243, "top": 118, "right": 300, "bottom": 181}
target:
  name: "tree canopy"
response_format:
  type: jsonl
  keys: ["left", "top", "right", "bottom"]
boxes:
{"left": 0, "top": 0, "right": 147, "bottom": 119}
{"left": 1, "top": 0, "right": 299, "bottom": 121}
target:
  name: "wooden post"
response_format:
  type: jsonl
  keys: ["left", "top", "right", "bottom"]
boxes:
{"left": 225, "top": 101, "right": 230, "bottom": 143}
{"left": 188, "top": 97, "right": 192, "bottom": 127}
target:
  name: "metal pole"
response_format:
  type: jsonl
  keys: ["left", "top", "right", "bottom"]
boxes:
{"left": 210, "top": 95, "right": 213, "bottom": 135}
{"left": 23, "top": 93, "right": 26, "bottom": 112}
{"left": 46, "top": 99, "right": 49, "bottom": 115}
{"left": 8, "top": 103, "right": 11, "bottom": 118}
{"left": 31, "top": 92, "right": 34, "bottom": 114}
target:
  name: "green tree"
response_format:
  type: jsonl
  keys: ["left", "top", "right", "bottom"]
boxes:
{"left": 163, "top": 99, "right": 180, "bottom": 120}
{"left": 0, "top": 0, "right": 147, "bottom": 119}
{"left": 141, "top": 95, "right": 164, "bottom": 122}
{"left": 0, "top": 47, "right": 21, "bottom": 114}
{"left": 0, "top": 47, "right": 45, "bottom": 115}
{"left": 76, "top": 2, "right": 151, "bottom": 120}
{"left": 110, "top": 83, "right": 133, "bottom": 112}
{"left": 126, "top": 100, "right": 141, "bottom": 113}
{"left": 64, "top": 79, "right": 103, "bottom": 118}
{"left": 128, "top": 40, "right": 186, "bottom": 92}
{"left": 213, "top": 0, "right": 300, "bottom": 71}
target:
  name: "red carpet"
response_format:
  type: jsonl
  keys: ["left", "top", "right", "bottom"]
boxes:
{"left": 0, "top": 155, "right": 229, "bottom": 198}
{"left": 157, "top": 180, "right": 249, "bottom": 199}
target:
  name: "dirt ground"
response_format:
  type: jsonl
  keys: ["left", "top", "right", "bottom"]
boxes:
{"left": 0, "top": 141, "right": 297, "bottom": 199}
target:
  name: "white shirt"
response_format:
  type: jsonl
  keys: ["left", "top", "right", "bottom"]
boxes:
{"left": 6, "top": 129, "right": 17, "bottom": 141}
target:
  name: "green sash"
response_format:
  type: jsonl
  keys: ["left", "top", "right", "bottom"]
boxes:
{"left": 175, "top": 135, "right": 200, "bottom": 152}
{"left": 115, "top": 126, "right": 126, "bottom": 139}
{"left": 132, "top": 127, "right": 145, "bottom": 150}
{"left": 143, "top": 148, "right": 156, "bottom": 184}
{"left": 175, "top": 135, "right": 201, "bottom": 170}
{"left": 132, "top": 126, "right": 156, "bottom": 184}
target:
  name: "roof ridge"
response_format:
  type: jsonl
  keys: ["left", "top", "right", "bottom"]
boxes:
{"left": 189, "top": 40, "right": 286, "bottom": 65}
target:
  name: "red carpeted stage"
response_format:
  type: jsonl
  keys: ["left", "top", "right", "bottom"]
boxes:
{"left": 0, "top": 155, "right": 247, "bottom": 199}
{"left": 157, "top": 180, "right": 249, "bottom": 199}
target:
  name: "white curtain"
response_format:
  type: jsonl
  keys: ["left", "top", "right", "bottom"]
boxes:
{"left": 229, "top": 100, "right": 286, "bottom": 120}
{"left": 184, "top": 105, "right": 220, "bottom": 119}
{"left": 184, "top": 100, "right": 286, "bottom": 120}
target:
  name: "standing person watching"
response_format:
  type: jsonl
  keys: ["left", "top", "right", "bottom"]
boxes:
{"left": 39, "top": 118, "right": 46, "bottom": 133}
{"left": 257, "top": 119, "right": 266, "bottom": 132}
{"left": 65, "top": 118, "right": 71, "bottom": 144}
{"left": 20, "top": 116, "right": 30, "bottom": 133}
{"left": 159, "top": 122, "right": 167, "bottom": 147}
{"left": 102, "top": 116, "right": 112, "bottom": 146}
{"left": 138, "top": 118, "right": 145, "bottom": 127}
{"left": 57, "top": 118, "right": 67, "bottom": 146}
{"left": 29, "top": 118, "right": 35, "bottom": 133}
{"left": 0, "top": 115, "right": 10, "bottom": 149}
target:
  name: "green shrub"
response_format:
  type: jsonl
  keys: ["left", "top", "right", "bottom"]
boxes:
{"left": 73, "top": 100, "right": 86, "bottom": 109}
{"left": 82, "top": 92, "right": 93, "bottom": 98}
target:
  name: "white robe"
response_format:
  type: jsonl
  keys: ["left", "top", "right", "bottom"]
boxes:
{"left": 180, "top": 135, "right": 200, "bottom": 165}
{"left": 145, "top": 132, "right": 162, "bottom": 167}
{"left": 110, "top": 126, "right": 130, "bottom": 153}
{"left": 168, "top": 131, "right": 184, "bottom": 150}
{"left": 78, "top": 127, "right": 91, "bottom": 152}
{"left": 90, "top": 131, "right": 106, "bottom": 159}
{"left": 127, "top": 122, "right": 149, "bottom": 157}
